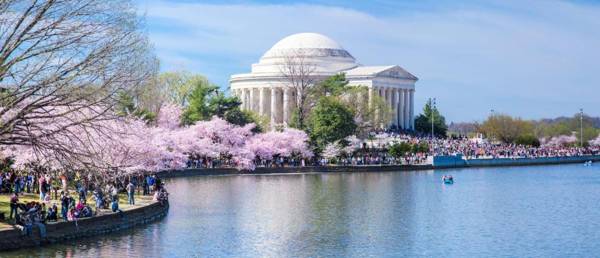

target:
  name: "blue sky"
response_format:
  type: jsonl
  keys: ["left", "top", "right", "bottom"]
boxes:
{"left": 137, "top": 0, "right": 600, "bottom": 122}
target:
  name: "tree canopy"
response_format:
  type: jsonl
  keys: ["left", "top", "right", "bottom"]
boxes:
{"left": 414, "top": 99, "right": 448, "bottom": 137}
{"left": 115, "top": 92, "right": 156, "bottom": 122}
{"left": 479, "top": 114, "right": 533, "bottom": 143}
{"left": 307, "top": 96, "right": 357, "bottom": 148}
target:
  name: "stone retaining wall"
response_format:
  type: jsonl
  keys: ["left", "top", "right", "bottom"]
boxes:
{"left": 0, "top": 201, "right": 169, "bottom": 251}
{"left": 159, "top": 155, "right": 600, "bottom": 178}
{"left": 158, "top": 164, "right": 434, "bottom": 178}
{"left": 433, "top": 155, "right": 600, "bottom": 169}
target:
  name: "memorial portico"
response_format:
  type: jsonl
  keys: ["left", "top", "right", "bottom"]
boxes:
{"left": 230, "top": 33, "right": 418, "bottom": 129}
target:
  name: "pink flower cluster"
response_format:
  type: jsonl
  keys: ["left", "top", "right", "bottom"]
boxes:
{"left": 590, "top": 135, "right": 600, "bottom": 146}
{"left": 543, "top": 135, "right": 578, "bottom": 147}
{"left": 2, "top": 104, "right": 312, "bottom": 173}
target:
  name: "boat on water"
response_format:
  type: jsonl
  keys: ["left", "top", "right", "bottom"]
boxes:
{"left": 584, "top": 161, "right": 593, "bottom": 167}
{"left": 442, "top": 175, "right": 454, "bottom": 184}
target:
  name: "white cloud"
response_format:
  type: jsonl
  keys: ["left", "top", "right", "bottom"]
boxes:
{"left": 140, "top": 0, "right": 600, "bottom": 121}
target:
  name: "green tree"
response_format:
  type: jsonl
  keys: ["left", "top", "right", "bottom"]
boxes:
{"left": 480, "top": 114, "right": 534, "bottom": 143}
{"left": 288, "top": 73, "right": 350, "bottom": 130}
{"left": 340, "top": 86, "right": 392, "bottom": 136}
{"left": 411, "top": 142, "right": 430, "bottom": 153}
{"left": 414, "top": 99, "right": 447, "bottom": 137}
{"left": 307, "top": 97, "right": 357, "bottom": 147}
{"left": 179, "top": 79, "right": 264, "bottom": 130}
{"left": 311, "top": 73, "right": 348, "bottom": 98}
{"left": 534, "top": 114, "right": 600, "bottom": 146}
{"left": 224, "top": 108, "right": 268, "bottom": 133}
{"left": 157, "top": 71, "right": 210, "bottom": 106}
{"left": 180, "top": 81, "right": 220, "bottom": 125}
{"left": 515, "top": 134, "right": 541, "bottom": 147}
{"left": 389, "top": 142, "right": 412, "bottom": 158}
{"left": 208, "top": 93, "right": 243, "bottom": 118}
{"left": 115, "top": 92, "right": 156, "bottom": 122}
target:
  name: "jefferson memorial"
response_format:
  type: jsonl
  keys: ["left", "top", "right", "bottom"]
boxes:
{"left": 230, "top": 33, "right": 418, "bottom": 129}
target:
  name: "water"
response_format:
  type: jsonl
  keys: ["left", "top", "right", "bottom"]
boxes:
{"left": 5, "top": 164, "right": 600, "bottom": 257}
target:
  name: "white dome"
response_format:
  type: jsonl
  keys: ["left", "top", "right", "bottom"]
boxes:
{"left": 255, "top": 33, "right": 357, "bottom": 73}
{"left": 270, "top": 33, "right": 344, "bottom": 51}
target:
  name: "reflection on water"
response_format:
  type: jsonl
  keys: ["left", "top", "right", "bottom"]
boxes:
{"left": 5, "top": 164, "right": 600, "bottom": 257}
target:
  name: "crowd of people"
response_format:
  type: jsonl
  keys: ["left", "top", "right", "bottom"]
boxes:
{"left": 415, "top": 136, "right": 600, "bottom": 159}
{"left": 0, "top": 171, "right": 168, "bottom": 237}
{"left": 183, "top": 132, "right": 600, "bottom": 169}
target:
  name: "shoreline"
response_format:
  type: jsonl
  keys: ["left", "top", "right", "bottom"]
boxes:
{"left": 3, "top": 155, "right": 597, "bottom": 251}
{"left": 158, "top": 155, "right": 600, "bottom": 178}
{"left": 0, "top": 200, "right": 168, "bottom": 251}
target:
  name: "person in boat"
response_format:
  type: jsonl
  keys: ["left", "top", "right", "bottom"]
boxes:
{"left": 442, "top": 175, "right": 454, "bottom": 183}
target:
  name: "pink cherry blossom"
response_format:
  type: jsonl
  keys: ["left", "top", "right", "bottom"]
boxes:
{"left": 544, "top": 135, "right": 578, "bottom": 146}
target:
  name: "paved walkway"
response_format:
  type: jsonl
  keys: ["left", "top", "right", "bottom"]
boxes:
{"left": 0, "top": 192, "right": 155, "bottom": 231}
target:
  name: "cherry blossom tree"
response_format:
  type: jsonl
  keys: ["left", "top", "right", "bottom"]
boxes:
{"left": 589, "top": 134, "right": 600, "bottom": 146}
{"left": 0, "top": 0, "right": 156, "bottom": 178}
{"left": 544, "top": 135, "right": 578, "bottom": 146}
{"left": 245, "top": 128, "right": 312, "bottom": 161}
{"left": 343, "top": 135, "right": 362, "bottom": 154}
{"left": 322, "top": 143, "right": 341, "bottom": 160}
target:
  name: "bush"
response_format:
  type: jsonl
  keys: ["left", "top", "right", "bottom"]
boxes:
{"left": 389, "top": 142, "right": 412, "bottom": 158}
{"left": 515, "top": 134, "right": 541, "bottom": 147}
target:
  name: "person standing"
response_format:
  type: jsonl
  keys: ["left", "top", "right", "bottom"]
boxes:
{"left": 126, "top": 180, "right": 135, "bottom": 205}
{"left": 60, "top": 192, "right": 69, "bottom": 221}
{"left": 143, "top": 176, "right": 149, "bottom": 196}
{"left": 93, "top": 187, "right": 103, "bottom": 215}
{"left": 9, "top": 193, "right": 19, "bottom": 220}
{"left": 26, "top": 173, "right": 32, "bottom": 193}
{"left": 13, "top": 175, "right": 21, "bottom": 194}
{"left": 39, "top": 175, "right": 46, "bottom": 201}
{"left": 60, "top": 173, "right": 68, "bottom": 193}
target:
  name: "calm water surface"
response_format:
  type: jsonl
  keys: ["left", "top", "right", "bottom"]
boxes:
{"left": 5, "top": 164, "right": 600, "bottom": 257}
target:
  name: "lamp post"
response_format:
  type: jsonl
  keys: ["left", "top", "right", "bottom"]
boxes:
{"left": 580, "top": 108, "right": 584, "bottom": 147}
{"left": 489, "top": 109, "right": 495, "bottom": 142}
{"left": 430, "top": 98, "right": 436, "bottom": 139}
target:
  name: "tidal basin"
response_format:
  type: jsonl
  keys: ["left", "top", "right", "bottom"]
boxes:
{"left": 7, "top": 163, "right": 600, "bottom": 257}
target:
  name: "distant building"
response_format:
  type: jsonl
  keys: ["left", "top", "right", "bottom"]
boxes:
{"left": 230, "top": 33, "right": 418, "bottom": 129}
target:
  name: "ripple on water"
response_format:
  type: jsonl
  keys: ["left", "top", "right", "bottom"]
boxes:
{"left": 4, "top": 163, "right": 600, "bottom": 257}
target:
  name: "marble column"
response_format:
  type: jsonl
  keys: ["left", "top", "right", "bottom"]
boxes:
{"left": 368, "top": 86, "right": 374, "bottom": 109}
{"left": 283, "top": 87, "right": 290, "bottom": 125}
{"left": 259, "top": 87, "right": 266, "bottom": 116}
{"left": 393, "top": 89, "right": 399, "bottom": 127}
{"left": 270, "top": 87, "right": 277, "bottom": 125}
{"left": 398, "top": 89, "right": 405, "bottom": 129}
{"left": 240, "top": 89, "right": 247, "bottom": 111}
{"left": 374, "top": 87, "right": 380, "bottom": 127}
{"left": 403, "top": 89, "right": 410, "bottom": 129}
{"left": 409, "top": 89, "right": 415, "bottom": 129}
{"left": 383, "top": 88, "right": 390, "bottom": 126}
{"left": 248, "top": 88, "right": 255, "bottom": 112}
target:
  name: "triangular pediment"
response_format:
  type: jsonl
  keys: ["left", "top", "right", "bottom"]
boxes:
{"left": 345, "top": 65, "right": 418, "bottom": 80}
{"left": 374, "top": 65, "right": 418, "bottom": 80}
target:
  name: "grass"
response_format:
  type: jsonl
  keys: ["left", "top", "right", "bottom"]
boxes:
{"left": 0, "top": 190, "right": 153, "bottom": 228}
